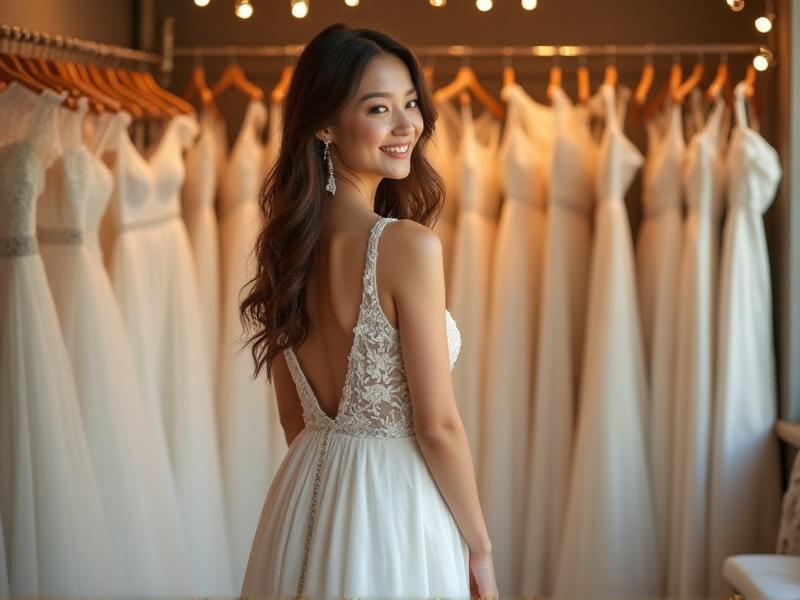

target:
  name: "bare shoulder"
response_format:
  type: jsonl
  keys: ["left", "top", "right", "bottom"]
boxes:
{"left": 380, "top": 219, "right": 443, "bottom": 293}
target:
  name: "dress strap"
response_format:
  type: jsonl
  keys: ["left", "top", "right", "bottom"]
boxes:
{"left": 361, "top": 217, "right": 395, "bottom": 309}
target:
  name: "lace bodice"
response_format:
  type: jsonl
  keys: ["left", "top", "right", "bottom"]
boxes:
{"left": 284, "top": 217, "right": 462, "bottom": 439}
{"left": 0, "top": 83, "right": 66, "bottom": 251}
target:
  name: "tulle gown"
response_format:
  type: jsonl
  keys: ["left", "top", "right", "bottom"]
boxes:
{"left": 521, "top": 85, "right": 594, "bottom": 597}
{"left": 635, "top": 102, "right": 685, "bottom": 583}
{"left": 448, "top": 100, "right": 501, "bottom": 470}
{"left": 667, "top": 96, "right": 727, "bottom": 598}
{"left": 106, "top": 112, "right": 234, "bottom": 595}
{"left": 242, "top": 217, "right": 469, "bottom": 598}
{"left": 0, "top": 82, "right": 121, "bottom": 597}
{"left": 708, "top": 81, "right": 783, "bottom": 597}
{"left": 181, "top": 110, "right": 222, "bottom": 382}
{"left": 479, "top": 81, "right": 552, "bottom": 596}
{"left": 553, "top": 84, "right": 660, "bottom": 599}
{"left": 218, "top": 98, "right": 282, "bottom": 584}
{"left": 38, "top": 99, "right": 193, "bottom": 596}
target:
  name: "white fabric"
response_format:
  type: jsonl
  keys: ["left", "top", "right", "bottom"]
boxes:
{"left": 635, "top": 103, "right": 684, "bottom": 587}
{"left": 554, "top": 84, "right": 660, "bottom": 599}
{"left": 181, "top": 110, "right": 222, "bottom": 384}
{"left": 0, "top": 82, "right": 122, "bottom": 597}
{"left": 430, "top": 100, "right": 462, "bottom": 282}
{"left": 107, "top": 112, "right": 234, "bottom": 596}
{"left": 448, "top": 101, "right": 501, "bottom": 471}
{"left": 723, "top": 555, "right": 800, "bottom": 600}
{"left": 521, "top": 85, "right": 593, "bottom": 597}
{"left": 480, "top": 82, "right": 552, "bottom": 595}
{"left": 38, "top": 100, "right": 193, "bottom": 596}
{"left": 218, "top": 99, "right": 285, "bottom": 585}
{"left": 708, "top": 81, "right": 783, "bottom": 597}
{"left": 667, "top": 96, "right": 727, "bottom": 598}
{"left": 242, "top": 217, "right": 469, "bottom": 597}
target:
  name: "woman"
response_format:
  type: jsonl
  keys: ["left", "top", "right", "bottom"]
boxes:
{"left": 239, "top": 23, "right": 498, "bottom": 599}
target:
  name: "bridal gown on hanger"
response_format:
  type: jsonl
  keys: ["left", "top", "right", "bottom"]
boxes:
{"left": 106, "top": 112, "right": 234, "bottom": 595}
{"left": 181, "top": 110, "right": 222, "bottom": 383}
{"left": 448, "top": 100, "right": 501, "bottom": 471}
{"left": 554, "top": 84, "right": 659, "bottom": 599}
{"left": 635, "top": 102, "right": 685, "bottom": 585}
{"left": 708, "top": 81, "right": 782, "bottom": 597}
{"left": 0, "top": 82, "right": 121, "bottom": 597}
{"left": 479, "top": 81, "right": 552, "bottom": 596}
{"left": 38, "top": 99, "right": 192, "bottom": 596}
{"left": 521, "top": 85, "right": 594, "bottom": 598}
{"left": 242, "top": 217, "right": 468, "bottom": 598}
{"left": 218, "top": 99, "right": 283, "bottom": 584}
{"left": 667, "top": 95, "right": 726, "bottom": 598}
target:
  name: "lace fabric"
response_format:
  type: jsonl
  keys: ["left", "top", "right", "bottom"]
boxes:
{"left": 284, "top": 217, "right": 461, "bottom": 439}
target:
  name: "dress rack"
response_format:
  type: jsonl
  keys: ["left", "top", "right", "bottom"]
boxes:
{"left": 0, "top": 23, "right": 161, "bottom": 65}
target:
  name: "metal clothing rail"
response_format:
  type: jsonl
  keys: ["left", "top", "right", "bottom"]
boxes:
{"left": 0, "top": 23, "right": 161, "bottom": 65}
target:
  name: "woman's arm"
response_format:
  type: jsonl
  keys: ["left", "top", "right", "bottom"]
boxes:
{"left": 271, "top": 352, "right": 306, "bottom": 447}
{"left": 386, "top": 219, "right": 492, "bottom": 555}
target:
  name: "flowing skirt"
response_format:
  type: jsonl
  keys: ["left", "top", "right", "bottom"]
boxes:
{"left": 242, "top": 428, "right": 470, "bottom": 598}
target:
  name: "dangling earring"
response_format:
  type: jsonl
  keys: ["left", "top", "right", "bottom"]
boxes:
{"left": 323, "top": 139, "right": 336, "bottom": 195}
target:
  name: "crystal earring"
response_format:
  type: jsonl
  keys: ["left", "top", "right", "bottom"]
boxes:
{"left": 323, "top": 139, "right": 336, "bottom": 195}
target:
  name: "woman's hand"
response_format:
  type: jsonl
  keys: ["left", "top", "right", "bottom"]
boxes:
{"left": 468, "top": 550, "right": 499, "bottom": 599}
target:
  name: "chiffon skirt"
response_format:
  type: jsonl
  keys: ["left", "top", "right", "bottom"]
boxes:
{"left": 242, "top": 428, "right": 471, "bottom": 598}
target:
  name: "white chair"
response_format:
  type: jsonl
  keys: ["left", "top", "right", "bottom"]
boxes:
{"left": 723, "top": 421, "right": 800, "bottom": 600}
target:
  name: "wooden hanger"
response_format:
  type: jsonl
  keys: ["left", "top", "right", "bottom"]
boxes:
{"left": 642, "top": 57, "right": 682, "bottom": 121}
{"left": 212, "top": 60, "right": 264, "bottom": 101}
{"left": 744, "top": 63, "right": 756, "bottom": 98}
{"left": 72, "top": 62, "right": 142, "bottom": 118}
{"left": 634, "top": 57, "right": 655, "bottom": 106}
{"left": 502, "top": 54, "right": 515, "bottom": 87}
{"left": 92, "top": 65, "right": 162, "bottom": 118}
{"left": 706, "top": 55, "right": 728, "bottom": 102}
{"left": 433, "top": 64, "right": 504, "bottom": 119}
{"left": 423, "top": 64, "right": 434, "bottom": 90}
{"left": 603, "top": 55, "right": 618, "bottom": 87}
{"left": 271, "top": 64, "right": 294, "bottom": 104}
{"left": 133, "top": 69, "right": 195, "bottom": 114}
{"left": 577, "top": 57, "right": 590, "bottom": 104}
{"left": 547, "top": 58, "right": 562, "bottom": 101}
{"left": 0, "top": 53, "right": 51, "bottom": 94}
{"left": 673, "top": 56, "right": 704, "bottom": 104}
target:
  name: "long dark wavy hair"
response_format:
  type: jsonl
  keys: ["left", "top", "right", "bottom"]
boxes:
{"left": 240, "top": 23, "right": 444, "bottom": 380}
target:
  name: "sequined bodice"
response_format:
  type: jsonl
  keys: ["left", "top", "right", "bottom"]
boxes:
{"left": 284, "top": 217, "right": 462, "bottom": 439}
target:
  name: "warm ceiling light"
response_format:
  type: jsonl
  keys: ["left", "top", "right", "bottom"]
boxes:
{"left": 194, "top": 0, "right": 210, "bottom": 6}
{"left": 344, "top": 0, "right": 359, "bottom": 5}
{"left": 430, "top": 0, "right": 446, "bottom": 5}
{"left": 291, "top": 0, "right": 308, "bottom": 18}
{"left": 755, "top": 14, "right": 774, "bottom": 32}
{"left": 522, "top": 0, "right": 537, "bottom": 9}
{"left": 234, "top": 0, "right": 253, "bottom": 18}
{"left": 476, "top": 0, "right": 493, "bottom": 11}
{"left": 753, "top": 46, "right": 774, "bottom": 71}
{"left": 727, "top": 0, "right": 745, "bottom": 11}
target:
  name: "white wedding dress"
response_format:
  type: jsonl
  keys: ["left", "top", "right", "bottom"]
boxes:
{"left": 554, "top": 84, "right": 660, "bottom": 599}
{"left": 242, "top": 216, "right": 469, "bottom": 597}
{"left": 448, "top": 100, "right": 501, "bottom": 471}
{"left": 667, "top": 95, "right": 727, "bottom": 598}
{"left": 218, "top": 98, "right": 284, "bottom": 584}
{"left": 521, "top": 85, "right": 594, "bottom": 597}
{"left": 181, "top": 109, "right": 222, "bottom": 382}
{"left": 480, "top": 81, "right": 552, "bottom": 596}
{"left": 38, "top": 99, "right": 193, "bottom": 597}
{"left": 0, "top": 82, "right": 121, "bottom": 597}
{"left": 430, "top": 99, "right": 462, "bottom": 282}
{"left": 106, "top": 112, "right": 234, "bottom": 595}
{"left": 635, "top": 102, "right": 684, "bottom": 585}
{"left": 708, "top": 81, "right": 783, "bottom": 597}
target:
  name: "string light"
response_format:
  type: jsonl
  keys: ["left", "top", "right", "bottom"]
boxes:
{"left": 344, "top": 0, "right": 359, "bottom": 5}
{"left": 726, "top": 0, "right": 745, "bottom": 12}
{"left": 476, "top": 0, "right": 493, "bottom": 12}
{"left": 522, "top": 0, "right": 537, "bottom": 9}
{"left": 234, "top": 0, "right": 253, "bottom": 18}
{"left": 291, "top": 0, "right": 308, "bottom": 18}
{"left": 753, "top": 46, "right": 773, "bottom": 71}
{"left": 430, "top": 0, "right": 446, "bottom": 5}
{"left": 194, "top": 0, "right": 210, "bottom": 6}
{"left": 755, "top": 0, "right": 775, "bottom": 32}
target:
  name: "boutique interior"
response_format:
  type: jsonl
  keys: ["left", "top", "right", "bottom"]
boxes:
{"left": 1, "top": 0, "right": 799, "bottom": 598}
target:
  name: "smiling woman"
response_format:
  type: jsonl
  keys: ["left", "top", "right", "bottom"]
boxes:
{"left": 238, "top": 22, "right": 497, "bottom": 599}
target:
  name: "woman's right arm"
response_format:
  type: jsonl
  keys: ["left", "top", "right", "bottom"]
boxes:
{"left": 386, "top": 219, "right": 492, "bottom": 557}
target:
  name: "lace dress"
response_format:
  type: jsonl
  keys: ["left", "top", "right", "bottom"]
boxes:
{"left": 241, "top": 217, "right": 469, "bottom": 598}
{"left": 0, "top": 82, "right": 121, "bottom": 597}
